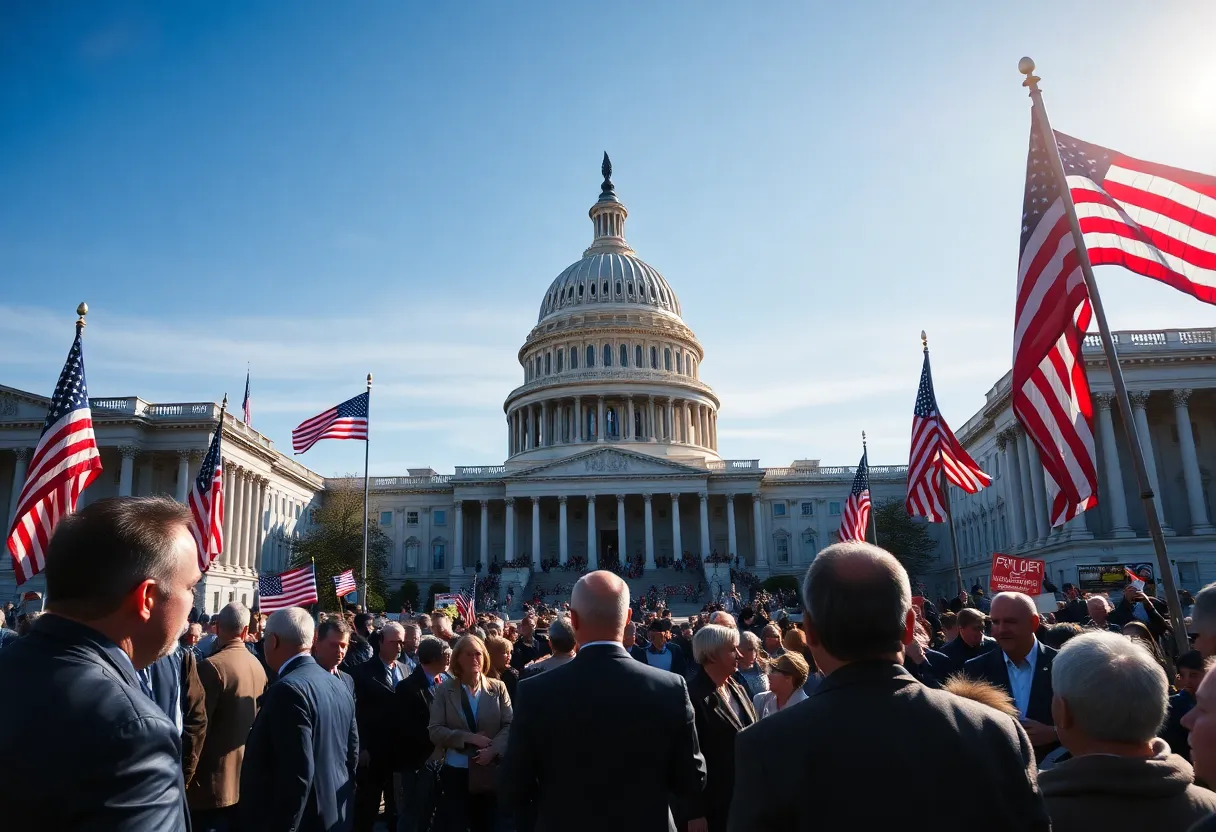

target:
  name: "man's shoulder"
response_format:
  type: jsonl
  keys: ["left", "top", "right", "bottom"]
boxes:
{"left": 963, "top": 647, "right": 1003, "bottom": 676}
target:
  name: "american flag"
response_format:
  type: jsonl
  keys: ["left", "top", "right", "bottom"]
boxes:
{"left": 1015, "top": 124, "right": 1216, "bottom": 526}
{"left": 6, "top": 325, "right": 103, "bottom": 584}
{"left": 292, "top": 392, "right": 369, "bottom": 455}
{"left": 455, "top": 578, "right": 475, "bottom": 624}
{"left": 332, "top": 568, "right": 357, "bottom": 597}
{"left": 838, "top": 449, "right": 872, "bottom": 542}
{"left": 257, "top": 563, "right": 318, "bottom": 613}
{"left": 906, "top": 350, "right": 991, "bottom": 522}
{"left": 187, "top": 424, "right": 224, "bottom": 572}
{"left": 242, "top": 370, "right": 251, "bottom": 426}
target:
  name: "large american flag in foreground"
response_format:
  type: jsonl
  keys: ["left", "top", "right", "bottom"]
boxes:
{"left": 6, "top": 327, "right": 103, "bottom": 584}
{"left": 838, "top": 450, "right": 871, "bottom": 542}
{"left": 332, "top": 568, "right": 357, "bottom": 598}
{"left": 187, "top": 424, "right": 224, "bottom": 572}
{"left": 906, "top": 351, "right": 991, "bottom": 523}
{"left": 258, "top": 563, "right": 319, "bottom": 613}
{"left": 292, "top": 392, "right": 369, "bottom": 455}
{"left": 1014, "top": 125, "right": 1216, "bottom": 526}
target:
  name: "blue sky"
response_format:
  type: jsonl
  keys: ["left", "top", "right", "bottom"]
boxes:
{"left": 2, "top": 2, "right": 1215, "bottom": 477}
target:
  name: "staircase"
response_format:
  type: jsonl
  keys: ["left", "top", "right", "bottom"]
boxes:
{"left": 513, "top": 566, "right": 707, "bottom": 615}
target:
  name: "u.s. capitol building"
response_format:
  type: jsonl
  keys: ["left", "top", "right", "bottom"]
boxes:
{"left": 2, "top": 158, "right": 1214, "bottom": 611}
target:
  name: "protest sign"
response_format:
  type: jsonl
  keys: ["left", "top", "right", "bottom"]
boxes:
{"left": 989, "top": 554, "right": 1045, "bottom": 595}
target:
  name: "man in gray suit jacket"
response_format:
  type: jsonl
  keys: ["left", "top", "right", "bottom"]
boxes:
{"left": 730, "top": 542, "right": 1050, "bottom": 832}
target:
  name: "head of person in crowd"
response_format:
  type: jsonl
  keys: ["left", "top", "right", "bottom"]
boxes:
{"left": 767, "top": 651, "right": 809, "bottom": 707}
{"left": 503, "top": 622, "right": 518, "bottom": 642}
{"left": 1039, "top": 622, "right": 1085, "bottom": 650}
{"left": 263, "top": 607, "right": 315, "bottom": 672}
{"left": 739, "top": 607, "right": 756, "bottom": 628}
{"left": 450, "top": 634, "right": 489, "bottom": 689}
{"left": 1183, "top": 660, "right": 1216, "bottom": 780}
{"left": 43, "top": 496, "right": 201, "bottom": 671}
{"left": 216, "top": 601, "right": 251, "bottom": 644}
{"left": 484, "top": 621, "right": 502, "bottom": 638}
{"left": 1121, "top": 620, "right": 1168, "bottom": 671}
{"left": 468, "top": 626, "right": 486, "bottom": 640}
{"left": 739, "top": 631, "right": 765, "bottom": 672}
{"left": 781, "top": 624, "right": 816, "bottom": 672}
{"left": 548, "top": 615, "right": 577, "bottom": 657}
{"left": 518, "top": 614, "right": 537, "bottom": 642}
{"left": 485, "top": 635, "right": 513, "bottom": 677}
{"left": 377, "top": 621, "right": 405, "bottom": 666}
{"left": 939, "top": 610, "right": 958, "bottom": 644}
{"left": 761, "top": 623, "right": 783, "bottom": 655}
{"left": 622, "top": 621, "right": 638, "bottom": 649}
{"left": 352, "top": 612, "right": 374, "bottom": 639}
{"left": 313, "top": 617, "right": 352, "bottom": 672}
{"left": 569, "top": 570, "right": 631, "bottom": 646}
{"left": 692, "top": 624, "right": 741, "bottom": 687}
{"left": 1177, "top": 650, "right": 1208, "bottom": 699}
{"left": 709, "top": 610, "right": 735, "bottom": 628}
{"left": 1052, "top": 631, "right": 1167, "bottom": 757}
{"left": 431, "top": 611, "right": 455, "bottom": 640}
{"left": 1086, "top": 595, "right": 1112, "bottom": 628}
{"left": 647, "top": 619, "right": 671, "bottom": 652}
{"left": 1191, "top": 582, "right": 1216, "bottom": 659}
{"left": 197, "top": 612, "right": 211, "bottom": 634}
{"left": 1062, "top": 582, "right": 1080, "bottom": 601}
{"left": 988, "top": 591, "right": 1039, "bottom": 664}
{"left": 800, "top": 542, "right": 913, "bottom": 676}
{"left": 249, "top": 613, "right": 266, "bottom": 641}
{"left": 417, "top": 613, "right": 432, "bottom": 632}
{"left": 181, "top": 621, "right": 202, "bottom": 648}
{"left": 418, "top": 635, "right": 451, "bottom": 679}
{"left": 956, "top": 608, "right": 987, "bottom": 647}
{"left": 942, "top": 675, "right": 1018, "bottom": 717}
{"left": 402, "top": 621, "right": 421, "bottom": 656}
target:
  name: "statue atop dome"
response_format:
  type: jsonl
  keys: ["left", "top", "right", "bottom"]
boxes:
{"left": 600, "top": 152, "right": 615, "bottom": 198}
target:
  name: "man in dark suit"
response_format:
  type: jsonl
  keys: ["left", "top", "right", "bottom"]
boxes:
{"left": 0, "top": 496, "right": 202, "bottom": 830}
{"left": 395, "top": 635, "right": 451, "bottom": 832}
{"left": 730, "top": 542, "right": 1049, "bottom": 832}
{"left": 351, "top": 620, "right": 407, "bottom": 832}
{"left": 500, "top": 570, "right": 706, "bottom": 832}
{"left": 510, "top": 613, "right": 551, "bottom": 670}
{"left": 964, "top": 591, "right": 1059, "bottom": 758}
{"left": 636, "top": 619, "right": 689, "bottom": 677}
{"left": 240, "top": 607, "right": 360, "bottom": 832}
{"left": 314, "top": 617, "right": 357, "bottom": 700}
{"left": 143, "top": 641, "right": 209, "bottom": 785}
{"left": 340, "top": 612, "right": 375, "bottom": 672}
{"left": 938, "top": 607, "right": 998, "bottom": 673}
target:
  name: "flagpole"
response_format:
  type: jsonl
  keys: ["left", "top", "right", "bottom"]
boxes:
{"left": 864, "top": 430, "right": 880, "bottom": 547}
{"left": 361, "top": 373, "right": 372, "bottom": 612}
{"left": 941, "top": 467, "right": 965, "bottom": 597}
{"left": 1019, "top": 57, "right": 1188, "bottom": 654}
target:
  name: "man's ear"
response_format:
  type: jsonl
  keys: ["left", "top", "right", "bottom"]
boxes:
{"left": 128, "top": 579, "right": 158, "bottom": 623}
{"left": 901, "top": 608, "right": 916, "bottom": 646}
{"left": 624, "top": 607, "right": 633, "bottom": 627}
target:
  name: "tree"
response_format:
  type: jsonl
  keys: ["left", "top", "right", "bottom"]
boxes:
{"left": 871, "top": 499, "right": 938, "bottom": 581}
{"left": 386, "top": 580, "right": 420, "bottom": 614}
{"left": 290, "top": 477, "right": 391, "bottom": 612}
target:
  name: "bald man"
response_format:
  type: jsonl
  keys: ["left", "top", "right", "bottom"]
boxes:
{"left": 965, "top": 591, "right": 1059, "bottom": 757}
{"left": 499, "top": 570, "right": 706, "bottom": 832}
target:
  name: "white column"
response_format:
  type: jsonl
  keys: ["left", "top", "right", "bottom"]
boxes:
{"left": 175, "top": 451, "right": 191, "bottom": 503}
{"left": 233, "top": 471, "right": 250, "bottom": 571}
{"left": 575, "top": 397, "right": 583, "bottom": 442}
{"left": 253, "top": 477, "right": 267, "bottom": 571}
{"left": 647, "top": 397, "right": 657, "bottom": 442}
{"left": 558, "top": 496, "right": 569, "bottom": 565}
{"left": 1130, "top": 391, "right": 1173, "bottom": 534}
{"left": 626, "top": 396, "right": 635, "bottom": 441}
{"left": 1173, "top": 389, "right": 1215, "bottom": 534}
{"left": 643, "top": 494, "right": 655, "bottom": 567}
{"left": 617, "top": 494, "right": 628, "bottom": 566}
{"left": 420, "top": 506, "right": 433, "bottom": 576}
{"left": 726, "top": 494, "right": 738, "bottom": 558}
{"left": 453, "top": 501, "right": 464, "bottom": 574}
{"left": 531, "top": 497, "right": 542, "bottom": 569}
{"left": 1025, "top": 441, "right": 1050, "bottom": 540}
{"left": 479, "top": 500, "right": 489, "bottom": 570}
{"left": 1093, "top": 394, "right": 1133, "bottom": 537}
{"left": 670, "top": 493, "right": 683, "bottom": 560}
{"left": 118, "top": 446, "right": 137, "bottom": 496}
{"left": 752, "top": 493, "right": 768, "bottom": 570}
{"left": 7, "top": 448, "right": 31, "bottom": 530}
{"left": 711, "top": 411, "right": 718, "bottom": 450}
{"left": 665, "top": 399, "right": 675, "bottom": 442}
{"left": 504, "top": 498, "right": 516, "bottom": 563}
{"left": 998, "top": 432, "right": 1024, "bottom": 547}
{"left": 586, "top": 495, "right": 598, "bottom": 569}
{"left": 539, "top": 402, "right": 548, "bottom": 447}
{"left": 220, "top": 464, "right": 235, "bottom": 566}
{"left": 597, "top": 397, "right": 606, "bottom": 443}
{"left": 1014, "top": 430, "right": 1039, "bottom": 547}
{"left": 394, "top": 508, "right": 405, "bottom": 575}
{"left": 698, "top": 492, "right": 711, "bottom": 558}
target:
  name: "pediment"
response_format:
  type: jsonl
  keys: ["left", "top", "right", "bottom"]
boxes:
{"left": 0, "top": 386, "right": 50, "bottom": 421}
{"left": 508, "top": 448, "right": 706, "bottom": 480}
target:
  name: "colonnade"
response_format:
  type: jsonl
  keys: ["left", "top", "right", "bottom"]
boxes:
{"left": 507, "top": 394, "right": 718, "bottom": 455}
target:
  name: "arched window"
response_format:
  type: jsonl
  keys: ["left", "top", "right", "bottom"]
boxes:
{"left": 589, "top": 282, "right": 596, "bottom": 296}
{"left": 556, "top": 350, "right": 563, "bottom": 372}
{"left": 570, "top": 347, "right": 578, "bottom": 369}
{"left": 620, "top": 344, "right": 628, "bottom": 367}
{"left": 615, "top": 281, "right": 622, "bottom": 295}
{"left": 664, "top": 348, "right": 672, "bottom": 371}
{"left": 586, "top": 345, "right": 595, "bottom": 367}
{"left": 676, "top": 352, "right": 683, "bottom": 374}
{"left": 603, "top": 344, "right": 612, "bottom": 367}
{"left": 636, "top": 345, "right": 643, "bottom": 367}
{"left": 651, "top": 346, "right": 658, "bottom": 369}
{"left": 545, "top": 353, "right": 551, "bottom": 375}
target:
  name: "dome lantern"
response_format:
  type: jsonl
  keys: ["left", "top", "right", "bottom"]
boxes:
{"left": 585, "top": 152, "right": 630, "bottom": 257}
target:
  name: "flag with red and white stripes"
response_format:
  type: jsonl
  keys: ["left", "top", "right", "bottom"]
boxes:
{"left": 455, "top": 577, "right": 475, "bottom": 624}
{"left": 332, "top": 568, "right": 357, "bottom": 598}
{"left": 906, "top": 350, "right": 991, "bottom": 522}
{"left": 6, "top": 325, "right": 103, "bottom": 584}
{"left": 257, "top": 563, "right": 319, "bottom": 613}
{"left": 292, "top": 392, "right": 368, "bottom": 455}
{"left": 1014, "top": 125, "right": 1216, "bottom": 526}
{"left": 187, "top": 423, "right": 224, "bottom": 572}
{"left": 838, "top": 449, "right": 872, "bottom": 542}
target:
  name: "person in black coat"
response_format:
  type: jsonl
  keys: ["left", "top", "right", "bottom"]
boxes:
{"left": 0, "top": 496, "right": 204, "bottom": 830}
{"left": 938, "top": 607, "right": 998, "bottom": 673}
{"left": 1108, "top": 583, "right": 1170, "bottom": 638}
{"left": 351, "top": 621, "right": 408, "bottom": 831}
{"left": 499, "top": 571, "right": 706, "bottom": 832}
{"left": 395, "top": 635, "right": 451, "bottom": 832}
{"left": 241, "top": 608, "right": 360, "bottom": 832}
{"left": 730, "top": 543, "right": 1049, "bottom": 832}
{"left": 341, "top": 613, "right": 376, "bottom": 672}
{"left": 636, "top": 619, "right": 689, "bottom": 677}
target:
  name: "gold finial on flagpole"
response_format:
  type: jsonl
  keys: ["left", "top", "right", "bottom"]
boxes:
{"left": 1019, "top": 56, "right": 1041, "bottom": 92}
{"left": 221, "top": 393, "right": 229, "bottom": 411}
{"left": 367, "top": 373, "right": 373, "bottom": 387}
{"left": 920, "top": 330, "right": 928, "bottom": 352}
{"left": 76, "top": 302, "right": 89, "bottom": 328}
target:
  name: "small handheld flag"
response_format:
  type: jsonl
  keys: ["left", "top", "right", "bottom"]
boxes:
{"left": 333, "top": 568, "right": 357, "bottom": 598}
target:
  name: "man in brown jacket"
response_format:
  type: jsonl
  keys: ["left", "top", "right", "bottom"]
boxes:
{"left": 187, "top": 602, "right": 268, "bottom": 832}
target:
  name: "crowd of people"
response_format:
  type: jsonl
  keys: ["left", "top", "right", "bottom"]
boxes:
{"left": 11, "top": 495, "right": 1216, "bottom": 831}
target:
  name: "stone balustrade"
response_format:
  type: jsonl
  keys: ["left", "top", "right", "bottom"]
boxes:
{"left": 764, "top": 464, "right": 908, "bottom": 480}
{"left": 366, "top": 475, "right": 453, "bottom": 488}
{"left": 1081, "top": 328, "right": 1216, "bottom": 350}
{"left": 90, "top": 397, "right": 221, "bottom": 419}
{"left": 454, "top": 465, "right": 509, "bottom": 479}
{"left": 706, "top": 459, "right": 760, "bottom": 471}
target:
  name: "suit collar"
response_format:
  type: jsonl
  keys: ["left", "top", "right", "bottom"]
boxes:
{"left": 692, "top": 668, "right": 754, "bottom": 731}
{"left": 33, "top": 613, "right": 140, "bottom": 687}
{"left": 279, "top": 653, "right": 315, "bottom": 679}
{"left": 575, "top": 642, "right": 629, "bottom": 660}
{"left": 814, "top": 660, "right": 918, "bottom": 697}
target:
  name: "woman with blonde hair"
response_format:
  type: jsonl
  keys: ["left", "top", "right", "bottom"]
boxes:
{"left": 429, "top": 634, "right": 513, "bottom": 832}
{"left": 752, "top": 652, "right": 810, "bottom": 718}
{"left": 781, "top": 626, "right": 822, "bottom": 694}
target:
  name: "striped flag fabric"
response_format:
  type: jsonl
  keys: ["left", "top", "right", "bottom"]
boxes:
{"left": 6, "top": 325, "right": 103, "bottom": 584}
{"left": 242, "top": 370, "right": 252, "bottom": 426}
{"left": 187, "top": 424, "right": 224, "bottom": 572}
{"left": 455, "top": 577, "right": 475, "bottom": 624}
{"left": 332, "top": 568, "right": 357, "bottom": 597}
{"left": 838, "top": 450, "right": 872, "bottom": 542}
{"left": 257, "top": 563, "right": 319, "bottom": 613}
{"left": 906, "top": 350, "right": 991, "bottom": 522}
{"left": 292, "top": 392, "right": 369, "bottom": 455}
{"left": 1014, "top": 126, "right": 1216, "bottom": 526}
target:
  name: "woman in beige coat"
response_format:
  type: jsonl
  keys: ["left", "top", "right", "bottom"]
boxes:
{"left": 429, "top": 634, "right": 512, "bottom": 832}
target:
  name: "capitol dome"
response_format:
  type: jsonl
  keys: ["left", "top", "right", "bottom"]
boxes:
{"left": 537, "top": 154, "right": 682, "bottom": 323}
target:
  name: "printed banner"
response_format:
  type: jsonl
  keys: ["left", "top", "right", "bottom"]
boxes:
{"left": 990, "top": 554, "right": 1046, "bottom": 595}
{"left": 1076, "top": 563, "right": 1155, "bottom": 595}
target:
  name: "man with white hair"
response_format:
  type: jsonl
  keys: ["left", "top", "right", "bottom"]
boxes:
{"left": 351, "top": 619, "right": 407, "bottom": 831}
{"left": 1039, "top": 632, "right": 1216, "bottom": 829}
{"left": 1084, "top": 595, "right": 1120, "bottom": 632}
{"left": 239, "top": 607, "right": 359, "bottom": 832}
{"left": 965, "top": 591, "right": 1059, "bottom": 757}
